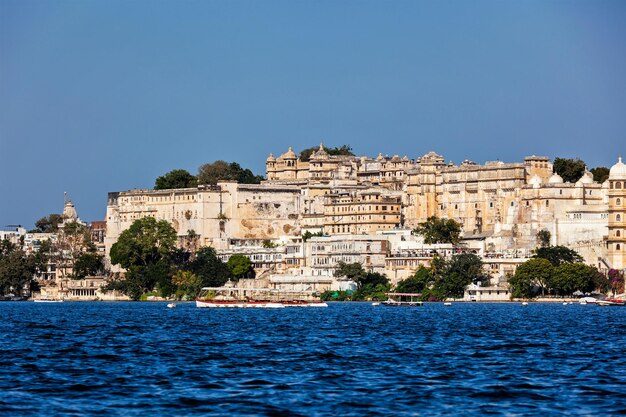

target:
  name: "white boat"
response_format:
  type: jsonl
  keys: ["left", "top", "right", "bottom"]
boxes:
{"left": 596, "top": 299, "right": 626, "bottom": 307}
{"left": 33, "top": 295, "right": 63, "bottom": 303}
{"left": 382, "top": 293, "right": 423, "bottom": 307}
{"left": 443, "top": 302, "right": 452, "bottom": 306}
{"left": 521, "top": 302, "right": 529, "bottom": 306}
{"left": 371, "top": 302, "right": 381, "bottom": 306}
{"left": 196, "top": 287, "right": 328, "bottom": 308}
{"left": 166, "top": 303, "right": 176, "bottom": 308}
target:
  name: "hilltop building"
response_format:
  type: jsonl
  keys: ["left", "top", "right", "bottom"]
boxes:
{"left": 103, "top": 147, "right": 621, "bottom": 278}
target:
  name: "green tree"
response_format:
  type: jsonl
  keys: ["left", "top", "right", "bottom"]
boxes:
{"left": 334, "top": 261, "right": 366, "bottom": 282}
{"left": 536, "top": 229, "right": 551, "bottom": 248}
{"left": 302, "top": 231, "right": 324, "bottom": 241}
{"left": 73, "top": 252, "right": 105, "bottom": 278}
{"left": 189, "top": 247, "right": 232, "bottom": 287}
{"left": 226, "top": 254, "right": 253, "bottom": 279}
{"left": 109, "top": 217, "right": 177, "bottom": 300}
{"left": 432, "top": 253, "right": 485, "bottom": 298}
{"left": 553, "top": 157, "right": 586, "bottom": 183}
{"left": 551, "top": 263, "right": 597, "bottom": 296}
{"left": 509, "top": 258, "right": 553, "bottom": 298}
{"left": 395, "top": 266, "right": 433, "bottom": 293}
{"left": 261, "top": 239, "right": 278, "bottom": 248}
{"left": 155, "top": 169, "right": 197, "bottom": 190}
{"left": 533, "top": 246, "right": 583, "bottom": 266}
{"left": 413, "top": 216, "right": 462, "bottom": 245}
{"left": 172, "top": 270, "right": 203, "bottom": 299}
{"left": 299, "top": 145, "right": 354, "bottom": 162}
{"left": 197, "top": 161, "right": 264, "bottom": 185}
{"left": 590, "top": 167, "right": 609, "bottom": 183}
{"left": 0, "top": 243, "right": 36, "bottom": 297}
{"left": 34, "top": 214, "right": 63, "bottom": 233}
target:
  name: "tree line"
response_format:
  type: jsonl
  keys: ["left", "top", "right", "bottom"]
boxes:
{"left": 154, "top": 161, "right": 265, "bottom": 190}
{"left": 508, "top": 231, "right": 608, "bottom": 298}
{"left": 321, "top": 252, "right": 486, "bottom": 302}
{"left": 108, "top": 217, "right": 254, "bottom": 300}
{"left": 0, "top": 220, "right": 105, "bottom": 297}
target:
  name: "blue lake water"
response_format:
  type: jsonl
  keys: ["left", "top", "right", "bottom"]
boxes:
{"left": 1, "top": 301, "right": 625, "bottom": 416}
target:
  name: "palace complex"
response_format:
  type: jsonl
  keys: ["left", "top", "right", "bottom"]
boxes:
{"left": 103, "top": 146, "right": 626, "bottom": 288}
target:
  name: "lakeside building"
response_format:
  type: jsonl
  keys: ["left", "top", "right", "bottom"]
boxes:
{"left": 103, "top": 148, "right": 624, "bottom": 290}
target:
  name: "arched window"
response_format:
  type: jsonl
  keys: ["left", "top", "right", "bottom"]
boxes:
{"left": 618, "top": 182, "right": 623, "bottom": 189}
{"left": 618, "top": 244, "right": 621, "bottom": 251}
{"left": 618, "top": 198, "right": 622, "bottom": 206}
{"left": 618, "top": 214, "right": 622, "bottom": 222}
{"left": 546, "top": 200, "right": 549, "bottom": 207}
{"left": 610, "top": 182, "right": 614, "bottom": 189}
{"left": 511, "top": 202, "right": 514, "bottom": 207}
{"left": 617, "top": 230, "right": 621, "bottom": 237}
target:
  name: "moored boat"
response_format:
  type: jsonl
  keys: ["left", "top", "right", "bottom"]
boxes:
{"left": 33, "top": 295, "right": 64, "bottom": 303}
{"left": 381, "top": 293, "right": 423, "bottom": 307}
{"left": 596, "top": 299, "right": 626, "bottom": 307}
{"left": 195, "top": 287, "right": 328, "bottom": 308}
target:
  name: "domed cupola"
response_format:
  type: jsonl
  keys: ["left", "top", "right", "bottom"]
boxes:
{"left": 548, "top": 173, "right": 564, "bottom": 184}
{"left": 283, "top": 147, "right": 297, "bottom": 160}
{"left": 529, "top": 174, "right": 542, "bottom": 188}
{"left": 576, "top": 169, "right": 594, "bottom": 186}
{"left": 266, "top": 153, "right": 276, "bottom": 163}
{"left": 609, "top": 156, "right": 626, "bottom": 180}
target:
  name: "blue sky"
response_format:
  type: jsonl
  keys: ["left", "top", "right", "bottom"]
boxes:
{"left": 1, "top": 0, "right": 625, "bottom": 228}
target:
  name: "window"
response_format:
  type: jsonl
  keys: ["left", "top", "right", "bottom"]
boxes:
{"left": 618, "top": 182, "right": 623, "bottom": 189}
{"left": 617, "top": 230, "right": 621, "bottom": 237}
{"left": 618, "top": 244, "right": 621, "bottom": 251}
{"left": 511, "top": 202, "right": 514, "bottom": 207}
{"left": 546, "top": 200, "right": 549, "bottom": 207}
{"left": 618, "top": 198, "right": 622, "bottom": 206}
{"left": 618, "top": 214, "right": 622, "bottom": 222}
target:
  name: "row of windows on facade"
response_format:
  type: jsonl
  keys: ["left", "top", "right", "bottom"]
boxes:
{"left": 329, "top": 215, "right": 398, "bottom": 223}
{"left": 123, "top": 195, "right": 197, "bottom": 203}
{"left": 610, "top": 182, "right": 626, "bottom": 189}
{"left": 330, "top": 224, "right": 396, "bottom": 234}
{"left": 121, "top": 211, "right": 198, "bottom": 222}
{"left": 313, "top": 256, "right": 371, "bottom": 265}
{"left": 331, "top": 205, "right": 397, "bottom": 212}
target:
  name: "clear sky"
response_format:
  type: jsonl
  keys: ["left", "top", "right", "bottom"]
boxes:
{"left": 1, "top": 0, "right": 625, "bottom": 228}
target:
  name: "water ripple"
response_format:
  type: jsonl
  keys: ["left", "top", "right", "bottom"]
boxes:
{"left": 1, "top": 302, "right": 625, "bottom": 415}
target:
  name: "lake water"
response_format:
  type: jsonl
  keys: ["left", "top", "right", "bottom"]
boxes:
{"left": 0, "top": 302, "right": 625, "bottom": 416}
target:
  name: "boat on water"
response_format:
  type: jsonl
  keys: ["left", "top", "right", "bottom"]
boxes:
{"left": 596, "top": 299, "right": 626, "bottom": 307}
{"left": 33, "top": 295, "right": 64, "bottom": 303}
{"left": 381, "top": 293, "right": 423, "bottom": 307}
{"left": 195, "top": 287, "right": 328, "bottom": 308}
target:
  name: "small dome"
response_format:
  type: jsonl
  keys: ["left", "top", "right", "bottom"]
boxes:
{"left": 576, "top": 170, "right": 594, "bottom": 185}
{"left": 548, "top": 173, "right": 564, "bottom": 184}
{"left": 282, "top": 147, "right": 297, "bottom": 159}
{"left": 311, "top": 143, "right": 329, "bottom": 160}
{"left": 266, "top": 153, "right": 276, "bottom": 162}
{"left": 376, "top": 153, "right": 385, "bottom": 161}
{"left": 529, "top": 175, "right": 542, "bottom": 188}
{"left": 391, "top": 155, "right": 401, "bottom": 162}
{"left": 609, "top": 156, "right": 626, "bottom": 180}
